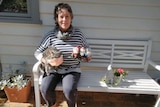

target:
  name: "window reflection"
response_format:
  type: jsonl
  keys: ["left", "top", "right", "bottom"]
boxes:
{"left": 0, "top": 0, "right": 27, "bottom": 13}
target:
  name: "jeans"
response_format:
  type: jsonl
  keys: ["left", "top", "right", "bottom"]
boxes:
{"left": 40, "top": 70, "right": 81, "bottom": 107}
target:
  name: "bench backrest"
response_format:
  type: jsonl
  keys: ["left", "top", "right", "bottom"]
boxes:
{"left": 81, "top": 39, "right": 152, "bottom": 72}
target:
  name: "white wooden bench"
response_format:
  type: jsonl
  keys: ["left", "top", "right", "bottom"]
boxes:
{"left": 32, "top": 39, "right": 160, "bottom": 107}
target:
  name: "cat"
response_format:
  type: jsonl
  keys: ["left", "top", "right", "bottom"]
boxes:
{"left": 38, "top": 46, "right": 62, "bottom": 75}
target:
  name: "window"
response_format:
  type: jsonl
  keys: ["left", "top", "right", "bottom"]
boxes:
{"left": 0, "top": 0, "right": 41, "bottom": 24}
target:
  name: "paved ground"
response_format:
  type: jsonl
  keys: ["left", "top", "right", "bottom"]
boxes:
{"left": 0, "top": 89, "right": 68, "bottom": 107}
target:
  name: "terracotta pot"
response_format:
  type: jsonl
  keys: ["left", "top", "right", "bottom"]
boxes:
{"left": 4, "top": 81, "right": 31, "bottom": 103}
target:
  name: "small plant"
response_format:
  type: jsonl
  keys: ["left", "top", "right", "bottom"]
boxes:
{"left": 112, "top": 68, "right": 128, "bottom": 85}
{"left": 113, "top": 68, "right": 128, "bottom": 77}
{"left": 0, "top": 61, "right": 30, "bottom": 90}
{"left": 100, "top": 66, "right": 128, "bottom": 86}
{"left": 0, "top": 74, "right": 30, "bottom": 90}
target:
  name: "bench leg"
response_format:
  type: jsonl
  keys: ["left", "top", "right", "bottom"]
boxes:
{"left": 155, "top": 96, "right": 160, "bottom": 107}
{"left": 34, "top": 80, "right": 41, "bottom": 107}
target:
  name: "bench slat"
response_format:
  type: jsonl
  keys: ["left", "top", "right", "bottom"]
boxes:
{"left": 54, "top": 70, "right": 160, "bottom": 95}
{"left": 81, "top": 39, "right": 150, "bottom": 69}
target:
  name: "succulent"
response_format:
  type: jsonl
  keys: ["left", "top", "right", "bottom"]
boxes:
{"left": 0, "top": 75, "right": 29, "bottom": 90}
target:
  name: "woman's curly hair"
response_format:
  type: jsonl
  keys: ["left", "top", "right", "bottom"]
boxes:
{"left": 53, "top": 3, "right": 73, "bottom": 23}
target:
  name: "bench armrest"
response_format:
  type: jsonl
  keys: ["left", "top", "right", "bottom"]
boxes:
{"left": 32, "top": 61, "right": 41, "bottom": 107}
{"left": 32, "top": 61, "right": 41, "bottom": 81}
{"left": 148, "top": 59, "right": 160, "bottom": 71}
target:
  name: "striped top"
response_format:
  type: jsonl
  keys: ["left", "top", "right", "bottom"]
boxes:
{"left": 34, "top": 26, "right": 90, "bottom": 67}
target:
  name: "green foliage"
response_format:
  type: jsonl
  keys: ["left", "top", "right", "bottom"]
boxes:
{"left": 113, "top": 68, "right": 128, "bottom": 77}
{"left": 0, "top": 61, "right": 30, "bottom": 90}
{"left": 0, "top": 75, "right": 29, "bottom": 90}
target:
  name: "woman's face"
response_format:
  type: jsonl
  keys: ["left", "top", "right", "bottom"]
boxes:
{"left": 56, "top": 8, "right": 72, "bottom": 32}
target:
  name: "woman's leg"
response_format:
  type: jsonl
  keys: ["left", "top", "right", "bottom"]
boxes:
{"left": 40, "top": 73, "right": 61, "bottom": 107}
{"left": 62, "top": 72, "right": 81, "bottom": 107}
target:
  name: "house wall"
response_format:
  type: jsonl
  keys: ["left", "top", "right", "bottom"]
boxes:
{"left": 0, "top": 0, "right": 160, "bottom": 79}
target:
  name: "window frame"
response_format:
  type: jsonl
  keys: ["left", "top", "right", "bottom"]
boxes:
{"left": 0, "top": 0, "right": 41, "bottom": 24}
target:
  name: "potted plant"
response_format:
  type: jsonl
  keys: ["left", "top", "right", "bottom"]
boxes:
{"left": 101, "top": 65, "right": 128, "bottom": 86}
{"left": 0, "top": 61, "right": 31, "bottom": 103}
{"left": 112, "top": 68, "right": 128, "bottom": 85}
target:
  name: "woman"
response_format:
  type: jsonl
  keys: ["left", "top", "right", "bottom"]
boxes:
{"left": 34, "top": 3, "right": 91, "bottom": 107}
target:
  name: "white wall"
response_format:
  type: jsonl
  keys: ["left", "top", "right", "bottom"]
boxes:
{"left": 0, "top": 0, "right": 160, "bottom": 79}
